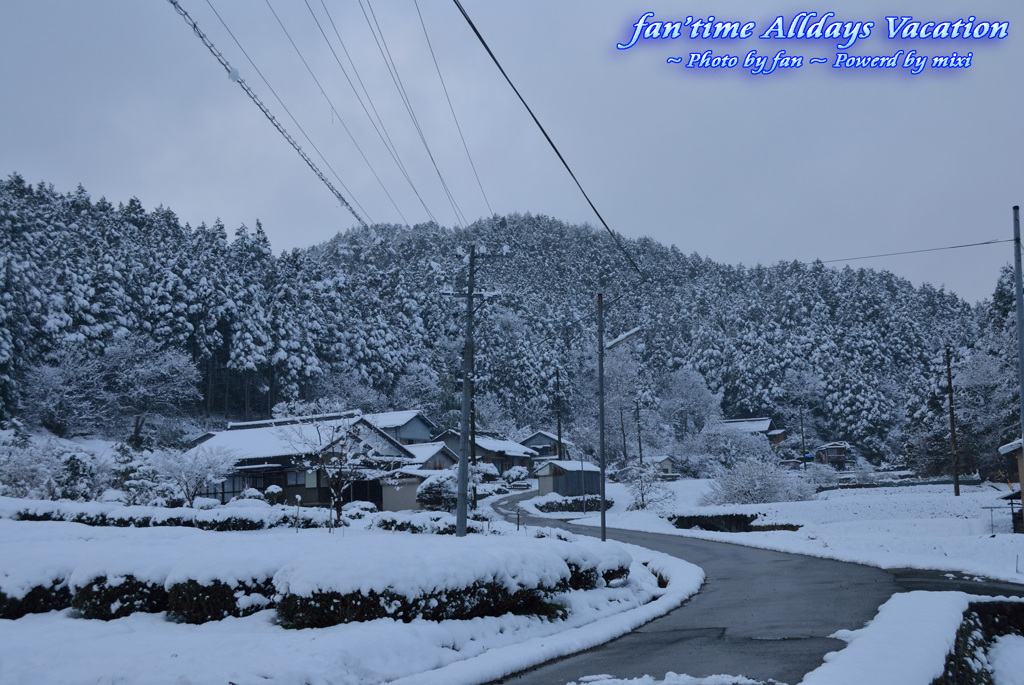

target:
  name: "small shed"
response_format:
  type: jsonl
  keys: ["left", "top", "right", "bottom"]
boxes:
{"left": 535, "top": 460, "right": 601, "bottom": 497}
{"left": 814, "top": 441, "right": 853, "bottom": 470}
{"left": 649, "top": 455, "right": 676, "bottom": 476}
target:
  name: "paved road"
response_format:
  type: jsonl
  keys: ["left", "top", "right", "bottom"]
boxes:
{"left": 488, "top": 493, "right": 1024, "bottom": 685}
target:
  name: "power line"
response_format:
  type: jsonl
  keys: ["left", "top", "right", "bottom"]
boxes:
{"left": 451, "top": 0, "right": 644, "bottom": 281}
{"left": 204, "top": 0, "right": 375, "bottom": 224}
{"left": 263, "top": 0, "right": 410, "bottom": 224}
{"left": 414, "top": 0, "right": 493, "bottom": 217}
{"left": 306, "top": 0, "right": 436, "bottom": 227}
{"left": 166, "top": 0, "right": 368, "bottom": 228}
{"left": 817, "top": 238, "right": 1011, "bottom": 264}
{"left": 362, "top": 0, "right": 469, "bottom": 228}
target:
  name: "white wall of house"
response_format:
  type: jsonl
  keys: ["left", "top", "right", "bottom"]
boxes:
{"left": 382, "top": 478, "right": 421, "bottom": 511}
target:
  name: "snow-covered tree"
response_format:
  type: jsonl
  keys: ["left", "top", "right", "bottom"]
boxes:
{"left": 701, "top": 459, "right": 814, "bottom": 505}
{"left": 148, "top": 446, "right": 236, "bottom": 507}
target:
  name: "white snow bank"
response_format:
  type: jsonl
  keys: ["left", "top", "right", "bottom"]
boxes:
{"left": 570, "top": 482, "right": 1024, "bottom": 585}
{"left": 987, "top": 633, "right": 1024, "bottom": 685}
{"left": 802, "top": 592, "right": 1024, "bottom": 685}
{"left": 0, "top": 527, "right": 703, "bottom": 685}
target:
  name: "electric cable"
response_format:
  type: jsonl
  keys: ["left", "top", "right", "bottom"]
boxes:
{"left": 204, "top": 0, "right": 375, "bottom": 224}
{"left": 305, "top": 0, "right": 438, "bottom": 226}
{"left": 263, "top": 0, "right": 412, "bottom": 225}
{"left": 414, "top": 0, "right": 494, "bottom": 217}
{"left": 451, "top": 0, "right": 645, "bottom": 281}
{"left": 817, "top": 238, "right": 1012, "bottom": 264}
{"left": 166, "top": 0, "right": 368, "bottom": 228}
{"left": 362, "top": 0, "right": 469, "bottom": 228}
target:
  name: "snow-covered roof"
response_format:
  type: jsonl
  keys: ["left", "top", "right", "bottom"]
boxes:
{"left": 226, "top": 412, "right": 358, "bottom": 430}
{"left": 649, "top": 455, "right": 674, "bottom": 464}
{"left": 384, "top": 466, "right": 441, "bottom": 481}
{"left": 190, "top": 417, "right": 358, "bottom": 462}
{"left": 475, "top": 436, "right": 537, "bottom": 457}
{"left": 521, "top": 430, "right": 575, "bottom": 446}
{"left": 999, "top": 438, "right": 1023, "bottom": 455}
{"left": 718, "top": 418, "right": 774, "bottom": 433}
{"left": 534, "top": 460, "right": 600, "bottom": 474}
{"left": 818, "top": 441, "right": 851, "bottom": 450}
{"left": 767, "top": 429, "right": 786, "bottom": 436}
{"left": 401, "top": 442, "right": 452, "bottom": 465}
{"left": 362, "top": 410, "right": 432, "bottom": 430}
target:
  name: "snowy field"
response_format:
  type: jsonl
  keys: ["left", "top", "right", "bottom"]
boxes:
{"left": 529, "top": 479, "right": 1024, "bottom": 584}
{"left": 0, "top": 500, "right": 703, "bottom": 685}
{"left": 522, "top": 479, "right": 1024, "bottom": 684}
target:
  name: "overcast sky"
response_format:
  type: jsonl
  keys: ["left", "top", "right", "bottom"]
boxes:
{"left": 2, "top": 1, "right": 1021, "bottom": 303}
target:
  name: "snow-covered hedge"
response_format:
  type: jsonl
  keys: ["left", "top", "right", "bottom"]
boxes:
{"left": 3, "top": 497, "right": 331, "bottom": 530}
{"left": 534, "top": 494, "right": 613, "bottom": 514}
{"left": 0, "top": 516, "right": 632, "bottom": 626}
{"left": 375, "top": 511, "right": 485, "bottom": 535}
{"left": 275, "top": 536, "right": 631, "bottom": 628}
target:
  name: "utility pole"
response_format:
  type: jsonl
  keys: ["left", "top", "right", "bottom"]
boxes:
{"left": 456, "top": 246, "right": 476, "bottom": 537}
{"left": 1013, "top": 206, "right": 1024, "bottom": 513}
{"left": 635, "top": 398, "right": 644, "bottom": 467}
{"left": 555, "top": 369, "right": 563, "bottom": 460}
{"left": 598, "top": 293, "right": 607, "bottom": 542}
{"left": 945, "top": 346, "right": 960, "bottom": 497}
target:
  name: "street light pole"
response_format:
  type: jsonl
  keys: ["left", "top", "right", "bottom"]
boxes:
{"left": 597, "top": 293, "right": 607, "bottom": 542}
{"left": 597, "top": 294, "right": 642, "bottom": 543}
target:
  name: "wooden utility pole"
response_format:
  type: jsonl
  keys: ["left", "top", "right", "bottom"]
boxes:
{"left": 1012, "top": 206, "right": 1024, "bottom": 513}
{"left": 635, "top": 399, "right": 644, "bottom": 467}
{"left": 945, "top": 346, "right": 960, "bottom": 496}
{"left": 456, "top": 246, "right": 475, "bottom": 537}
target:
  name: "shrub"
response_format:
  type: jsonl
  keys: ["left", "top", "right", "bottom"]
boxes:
{"left": 700, "top": 459, "right": 814, "bottom": 505}
{"left": 503, "top": 465, "right": 529, "bottom": 483}
{"left": 72, "top": 575, "right": 169, "bottom": 620}
{"left": 0, "top": 581, "right": 73, "bottom": 619}
{"left": 536, "top": 496, "right": 613, "bottom": 513}
{"left": 167, "top": 579, "right": 275, "bottom": 624}
{"left": 415, "top": 472, "right": 459, "bottom": 512}
{"left": 276, "top": 579, "right": 567, "bottom": 629}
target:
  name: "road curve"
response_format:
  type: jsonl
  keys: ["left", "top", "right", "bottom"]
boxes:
{"left": 488, "top": 493, "right": 1024, "bottom": 685}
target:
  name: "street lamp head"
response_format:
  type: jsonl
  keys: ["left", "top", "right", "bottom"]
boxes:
{"left": 605, "top": 326, "right": 643, "bottom": 351}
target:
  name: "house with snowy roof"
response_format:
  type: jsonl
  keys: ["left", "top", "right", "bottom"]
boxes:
{"left": 519, "top": 430, "right": 574, "bottom": 461}
{"left": 438, "top": 429, "right": 539, "bottom": 476}
{"left": 535, "top": 460, "right": 601, "bottom": 497}
{"left": 191, "top": 410, "right": 442, "bottom": 509}
{"left": 717, "top": 417, "right": 787, "bottom": 446}
{"left": 362, "top": 410, "right": 436, "bottom": 445}
{"left": 814, "top": 441, "right": 853, "bottom": 470}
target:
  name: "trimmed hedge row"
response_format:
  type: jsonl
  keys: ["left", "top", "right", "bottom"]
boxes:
{"left": 276, "top": 558, "right": 630, "bottom": 629}
{"left": 374, "top": 513, "right": 483, "bottom": 535}
{"left": 14, "top": 509, "right": 323, "bottom": 531}
{"left": 0, "top": 581, "right": 72, "bottom": 619}
{"left": 4, "top": 557, "right": 631, "bottom": 625}
{"left": 277, "top": 580, "right": 565, "bottom": 628}
{"left": 536, "top": 496, "right": 613, "bottom": 514}
{"left": 933, "top": 601, "right": 1024, "bottom": 685}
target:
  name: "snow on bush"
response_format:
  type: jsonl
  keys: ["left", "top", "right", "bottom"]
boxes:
{"left": 0, "top": 434, "right": 116, "bottom": 501}
{"left": 0, "top": 513, "right": 633, "bottom": 628}
{"left": 503, "top": 465, "right": 529, "bottom": 483}
{"left": 416, "top": 472, "right": 459, "bottom": 512}
{"left": 700, "top": 459, "right": 814, "bottom": 505}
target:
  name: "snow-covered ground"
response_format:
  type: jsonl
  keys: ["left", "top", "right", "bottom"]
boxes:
{"left": 531, "top": 479, "right": 1024, "bottom": 584}
{"left": 0, "top": 500, "right": 703, "bottom": 685}
{"left": 522, "top": 478, "right": 1024, "bottom": 684}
